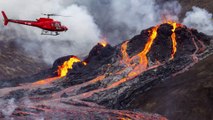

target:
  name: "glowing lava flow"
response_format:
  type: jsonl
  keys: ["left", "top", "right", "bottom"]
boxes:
{"left": 171, "top": 24, "right": 177, "bottom": 60}
{"left": 57, "top": 56, "right": 81, "bottom": 77}
{"left": 169, "top": 22, "right": 178, "bottom": 60}
{"left": 138, "top": 26, "right": 158, "bottom": 64}
{"left": 120, "top": 41, "right": 130, "bottom": 66}
{"left": 167, "top": 21, "right": 183, "bottom": 60}
{"left": 128, "top": 26, "right": 159, "bottom": 78}
{"left": 32, "top": 76, "right": 61, "bottom": 85}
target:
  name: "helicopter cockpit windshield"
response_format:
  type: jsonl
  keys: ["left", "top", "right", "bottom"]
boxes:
{"left": 52, "top": 22, "right": 61, "bottom": 30}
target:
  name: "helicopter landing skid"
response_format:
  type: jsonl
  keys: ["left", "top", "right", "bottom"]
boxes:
{"left": 41, "top": 30, "right": 59, "bottom": 36}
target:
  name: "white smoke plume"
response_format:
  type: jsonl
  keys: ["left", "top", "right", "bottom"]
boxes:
{"left": 157, "top": 0, "right": 182, "bottom": 21}
{"left": 111, "top": 0, "right": 181, "bottom": 38}
{"left": 73, "top": 0, "right": 181, "bottom": 44}
{"left": 183, "top": 6, "right": 213, "bottom": 35}
{"left": 111, "top": 0, "right": 158, "bottom": 37}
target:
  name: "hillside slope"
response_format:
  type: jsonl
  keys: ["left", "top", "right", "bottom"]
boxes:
{"left": 128, "top": 55, "right": 213, "bottom": 120}
{"left": 0, "top": 31, "right": 48, "bottom": 80}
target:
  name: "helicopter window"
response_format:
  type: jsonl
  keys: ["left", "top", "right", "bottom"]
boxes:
{"left": 52, "top": 23, "right": 61, "bottom": 30}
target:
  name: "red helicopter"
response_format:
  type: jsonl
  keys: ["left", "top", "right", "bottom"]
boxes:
{"left": 1, "top": 11, "right": 68, "bottom": 36}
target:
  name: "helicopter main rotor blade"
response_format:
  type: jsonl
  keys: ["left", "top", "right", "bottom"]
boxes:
{"left": 55, "top": 15, "right": 72, "bottom": 17}
{"left": 42, "top": 13, "right": 72, "bottom": 17}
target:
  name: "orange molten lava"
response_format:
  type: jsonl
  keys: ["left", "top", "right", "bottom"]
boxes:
{"left": 120, "top": 41, "right": 130, "bottom": 65}
{"left": 138, "top": 26, "right": 158, "bottom": 64}
{"left": 169, "top": 22, "right": 177, "bottom": 59}
{"left": 99, "top": 39, "right": 108, "bottom": 47}
{"left": 33, "top": 77, "right": 61, "bottom": 85}
{"left": 57, "top": 56, "right": 81, "bottom": 77}
{"left": 167, "top": 21, "right": 183, "bottom": 60}
{"left": 82, "top": 62, "right": 87, "bottom": 66}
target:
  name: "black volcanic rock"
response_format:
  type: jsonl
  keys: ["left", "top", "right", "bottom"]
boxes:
{"left": 127, "top": 30, "right": 149, "bottom": 56}
{"left": 157, "top": 24, "right": 173, "bottom": 37}
{"left": 149, "top": 24, "right": 174, "bottom": 62}
{"left": 84, "top": 43, "right": 115, "bottom": 66}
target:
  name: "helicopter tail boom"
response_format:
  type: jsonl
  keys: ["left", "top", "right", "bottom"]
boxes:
{"left": 1, "top": 11, "right": 9, "bottom": 26}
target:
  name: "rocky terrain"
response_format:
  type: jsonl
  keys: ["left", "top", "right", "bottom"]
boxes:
{"left": 0, "top": 21, "right": 212, "bottom": 120}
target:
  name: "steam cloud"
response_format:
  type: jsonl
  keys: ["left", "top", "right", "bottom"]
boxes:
{"left": 0, "top": 0, "right": 212, "bottom": 64}
{"left": 183, "top": 6, "right": 213, "bottom": 35}
{"left": 0, "top": 98, "right": 17, "bottom": 118}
